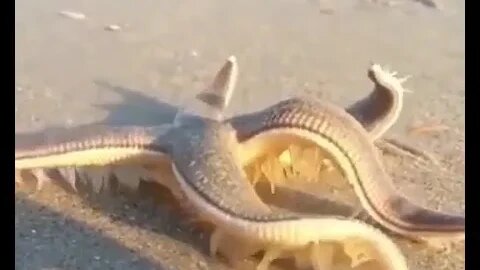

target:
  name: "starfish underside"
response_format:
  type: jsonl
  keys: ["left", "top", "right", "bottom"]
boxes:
{"left": 16, "top": 139, "right": 410, "bottom": 270}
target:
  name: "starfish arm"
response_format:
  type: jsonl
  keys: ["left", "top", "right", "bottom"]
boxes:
{"left": 346, "top": 63, "right": 408, "bottom": 140}
{"left": 15, "top": 124, "right": 174, "bottom": 192}
{"left": 344, "top": 64, "right": 435, "bottom": 163}
{"left": 228, "top": 98, "right": 464, "bottom": 240}
{"left": 228, "top": 64, "right": 404, "bottom": 144}
{"left": 15, "top": 124, "right": 173, "bottom": 169}
{"left": 175, "top": 56, "right": 238, "bottom": 123}
{"left": 170, "top": 124, "right": 408, "bottom": 270}
{"left": 230, "top": 63, "right": 435, "bottom": 164}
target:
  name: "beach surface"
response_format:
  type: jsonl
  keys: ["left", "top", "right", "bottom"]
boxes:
{"left": 15, "top": 0, "right": 464, "bottom": 269}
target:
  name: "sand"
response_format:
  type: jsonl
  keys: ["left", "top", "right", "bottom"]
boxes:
{"left": 15, "top": 0, "right": 464, "bottom": 269}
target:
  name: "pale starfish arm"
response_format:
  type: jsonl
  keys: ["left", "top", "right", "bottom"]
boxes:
{"left": 175, "top": 55, "right": 238, "bottom": 123}
{"left": 15, "top": 124, "right": 172, "bottom": 168}
{"left": 228, "top": 98, "right": 464, "bottom": 240}
{"left": 345, "top": 64, "right": 436, "bottom": 163}
{"left": 15, "top": 124, "right": 173, "bottom": 191}
{"left": 346, "top": 63, "right": 409, "bottom": 140}
{"left": 230, "top": 63, "right": 435, "bottom": 163}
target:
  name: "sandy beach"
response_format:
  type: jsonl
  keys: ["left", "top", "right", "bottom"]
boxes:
{"left": 15, "top": 0, "right": 464, "bottom": 269}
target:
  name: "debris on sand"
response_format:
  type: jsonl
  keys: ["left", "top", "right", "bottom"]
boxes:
{"left": 407, "top": 121, "right": 450, "bottom": 136}
{"left": 414, "top": 0, "right": 441, "bottom": 9}
{"left": 319, "top": 8, "right": 335, "bottom": 15}
{"left": 190, "top": 50, "right": 199, "bottom": 57}
{"left": 104, "top": 24, "right": 122, "bottom": 32}
{"left": 58, "top": 10, "right": 86, "bottom": 20}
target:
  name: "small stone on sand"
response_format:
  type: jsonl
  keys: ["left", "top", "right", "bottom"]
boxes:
{"left": 105, "top": 24, "right": 122, "bottom": 31}
{"left": 58, "top": 10, "right": 86, "bottom": 20}
{"left": 407, "top": 122, "right": 450, "bottom": 136}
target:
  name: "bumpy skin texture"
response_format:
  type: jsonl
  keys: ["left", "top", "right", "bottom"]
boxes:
{"left": 15, "top": 125, "right": 170, "bottom": 162}
{"left": 15, "top": 98, "right": 464, "bottom": 239}
{"left": 228, "top": 98, "right": 464, "bottom": 238}
{"left": 14, "top": 61, "right": 464, "bottom": 269}
{"left": 15, "top": 63, "right": 464, "bottom": 239}
{"left": 15, "top": 108, "right": 411, "bottom": 270}
{"left": 171, "top": 118, "right": 289, "bottom": 220}
{"left": 167, "top": 116, "right": 409, "bottom": 270}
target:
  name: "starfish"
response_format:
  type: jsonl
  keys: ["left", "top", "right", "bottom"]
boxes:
{"left": 15, "top": 57, "right": 463, "bottom": 269}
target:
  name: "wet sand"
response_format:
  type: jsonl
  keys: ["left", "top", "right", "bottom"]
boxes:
{"left": 15, "top": 0, "right": 464, "bottom": 269}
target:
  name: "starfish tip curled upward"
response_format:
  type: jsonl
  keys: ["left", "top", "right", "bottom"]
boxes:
{"left": 368, "top": 63, "right": 413, "bottom": 95}
{"left": 175, "top": 55, "right": 239, "bottom": 124}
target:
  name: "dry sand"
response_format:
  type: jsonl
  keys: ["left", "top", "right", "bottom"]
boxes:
{"left": 15, "top": 0, "right": 464, "bottom": 269}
